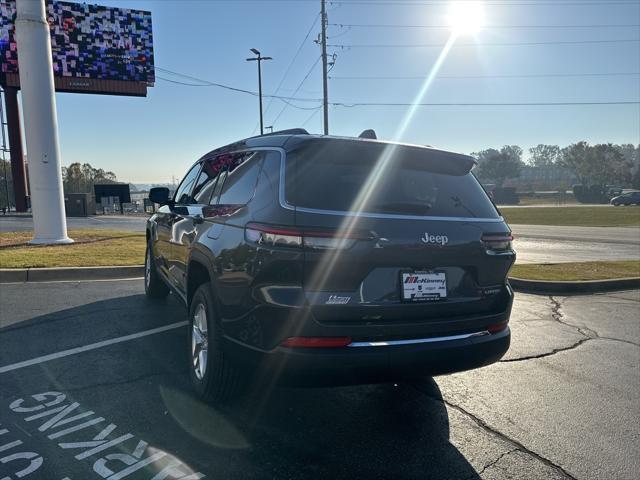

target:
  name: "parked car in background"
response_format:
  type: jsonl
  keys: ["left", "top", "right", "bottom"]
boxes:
{"left": 610, "top": 191, "right": 640, "bottom": 206}
{"left": 606, "top": 186, "right": 623, "bottom": 197}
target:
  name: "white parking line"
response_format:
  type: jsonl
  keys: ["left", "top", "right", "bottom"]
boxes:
{"left": 0, "top": 321, "right": 188, "bottom": 374}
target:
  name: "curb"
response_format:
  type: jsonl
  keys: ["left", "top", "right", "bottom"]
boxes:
{"left": 0, "top": 265, "right": 144, "bottom": 283}
{"left": 509, "top": 276, "right": 640, "bottom": 294}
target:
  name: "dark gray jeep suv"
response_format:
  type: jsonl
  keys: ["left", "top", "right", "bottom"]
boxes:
{"left": 145, "top": 129, "right": 515, "bottom": 403}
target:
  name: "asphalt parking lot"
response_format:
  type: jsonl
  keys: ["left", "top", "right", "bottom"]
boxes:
{"left": 0, "top": 280, "right": 638, "bottom": 479}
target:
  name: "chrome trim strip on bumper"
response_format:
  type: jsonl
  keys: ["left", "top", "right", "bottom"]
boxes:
{"left": 347, "top": 330, "right": 490, "bottom": 348}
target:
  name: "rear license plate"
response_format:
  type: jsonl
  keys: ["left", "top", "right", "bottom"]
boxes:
{"left": 401, "top": 271, "right": 447, "bottom": 302}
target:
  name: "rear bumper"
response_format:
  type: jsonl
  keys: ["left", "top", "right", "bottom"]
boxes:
{"left": 225, "top": 326, "right": 510, "bottom": 386}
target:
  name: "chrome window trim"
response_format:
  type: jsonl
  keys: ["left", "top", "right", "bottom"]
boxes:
{"left": 173, "top": 161, "right": 204, "bottom": 205}
{"left": 276, "top": 150, "right": 505, "bottom": 223}
{"left": 347, "top": 330, "right": 490, "bottom": 348}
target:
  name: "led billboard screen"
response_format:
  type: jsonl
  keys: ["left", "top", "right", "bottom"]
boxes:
{"left": 1, "top": 0, "right": 154, "bottom": 95}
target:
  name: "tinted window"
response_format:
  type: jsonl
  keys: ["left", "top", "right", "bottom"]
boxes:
{"left": 192, "top": 157, "right": 227, "bottom": 204}
{"left": 217, "top": 152, "right": 263, "bottom": 205}
{"left": 174, "top": 163, "right": 201, "bottom": 205}
{"left": 285, "top": 140, "right": 498, "bottom": 218}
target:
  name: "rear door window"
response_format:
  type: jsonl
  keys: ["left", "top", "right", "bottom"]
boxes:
{"left": 216, "top": 152, "right": 263, "bottom": 205}
{"left": 192, "top": 157, "right": 227, "bottom": 204}
{"left": 285, "top": 140, "right": 499, "bottom": 218}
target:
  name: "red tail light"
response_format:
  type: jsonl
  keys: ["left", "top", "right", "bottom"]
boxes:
{"left": 280, "top": 336, "right": 353, "bottom": 348}
{"left": 487, "top": 321, "right": 508, "bottom": 333}
{"left": 245, "top": 223, "right": 370, "bottom": 250}
{"left": 245, "top": 224, "right": 302, "bottom": 247}
{"left": 481, "top": 233, "right": 513, "bottom": 252}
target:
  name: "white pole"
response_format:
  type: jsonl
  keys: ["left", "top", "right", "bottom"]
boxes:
{"left": 15, "top": 0, "right": 72, "bottom": 244}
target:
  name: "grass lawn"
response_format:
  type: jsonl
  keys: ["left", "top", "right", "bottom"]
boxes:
{"left": 2, "top": 229, "right": 639, "bottom": 283}
{"left": 0, "top": 229, "right": 145, "bottom": 268}
{"left": 501, "top": 206, "right": 640, "bottom": 227}
{"left": 510, "top": 260, "right": 640, "bottom": 281}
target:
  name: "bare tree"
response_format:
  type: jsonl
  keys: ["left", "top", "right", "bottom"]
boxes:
{"left": 62, "top": 162, "right": 118, "bottom": 193}
{"left": 528, "top": 144, "right": 560, "bottom": 167}
{"left": 472, "top": 146, "right": 523, "bottom": 187}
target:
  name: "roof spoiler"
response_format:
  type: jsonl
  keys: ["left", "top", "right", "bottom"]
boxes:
{"left": 358, "top": 129, "right": 377, "bottom": 139}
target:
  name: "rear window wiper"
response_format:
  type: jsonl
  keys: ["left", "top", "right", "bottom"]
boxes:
{"left": 370, "top": 202, "right": 432, "bottom": 215}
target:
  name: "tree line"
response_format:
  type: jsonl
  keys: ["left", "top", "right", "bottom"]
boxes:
{"left": 472, "top": 143, "right": 640, "bottom": 189}
{"left": 61, "top": 162, "right": 118, "bottom": 194}
{"left": 1, "top": 162, "right": 123, "bottom": 210}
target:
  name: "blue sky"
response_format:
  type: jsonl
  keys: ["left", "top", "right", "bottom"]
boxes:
{"left": 48, "top": 0, "right": 640, "bottom": 183}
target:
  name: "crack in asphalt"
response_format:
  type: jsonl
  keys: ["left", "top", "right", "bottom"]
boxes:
{"left": 549, "top": 296, "right": 640, "bottom": 348}
{"left": 500, "top": 295, "right": 639, "bottom": 363}
{"left": 411, "top": 384, "right": 578, "bottom": 480}
{"left": 470, "top": 447, "right": 520, "bottom": 479}
{"left": 500, "top": 337, "right": 592, "bottom": 363}
{"left": 500, "top": 296, "right": 593, "bottom": 363}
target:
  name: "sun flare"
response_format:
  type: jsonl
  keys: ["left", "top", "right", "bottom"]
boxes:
{"left": 447, "top": 1, "right": 485, "bottom": 35}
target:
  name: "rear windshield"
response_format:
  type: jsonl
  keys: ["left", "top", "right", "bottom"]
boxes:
{"left": 285, "top": 140, "right": 499, "bottom": 218}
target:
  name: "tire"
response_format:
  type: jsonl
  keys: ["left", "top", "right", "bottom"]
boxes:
{"left": 188, "top": 283, "right": 244, "bottom": 403}
{"left": 145, "top": 240, "right": 170, "bottom": 299}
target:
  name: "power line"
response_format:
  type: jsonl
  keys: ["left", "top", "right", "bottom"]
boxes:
{"left": 156, "top": 76, "right": 218, "bottom": 87}
{"left": 157, "top": 76, "right": 321, "bottom": 111}
{"left": 155, "top": 69, "right": 638, "bottom": 110}
{"left": 270, "top": 56, "right": 322, "bottom": 127}
{"left": 301, "top": 107, "right": 323, "bottom": 128}
{"left": 198, "top": 0, "right": 638, "bottom": 3}
{"left": 329, "top": 39, "right": 640, "bottom": 48}
{"left": 330, "top": 22, "right": 640, "bottom": 29}
{"left": 276, "top": 98, "right": 324, "bottom": 110}
{"left": 327, "top": 1, "right": 640, "bottom": 6}
{"left": 330, "top": 72, "right": 640, "bottom": 80}
{"left": 155, "top": 67, "right": 322, "bottom": 102}
{"left": 252, "top": 13, "right": 320, "bottom": 134}
{"left": 331, "top": 101, "right": 640, "bottom": 107}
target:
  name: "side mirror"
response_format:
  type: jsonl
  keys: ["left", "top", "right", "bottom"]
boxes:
{"left": 149, "top": 187, "right": 170, "bottom": 205}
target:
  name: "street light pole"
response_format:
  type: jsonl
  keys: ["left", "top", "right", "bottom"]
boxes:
{"left": 246, "top": 48, "right": 272, "bottom": 135}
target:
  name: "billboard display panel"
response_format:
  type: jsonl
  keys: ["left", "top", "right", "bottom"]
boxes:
{"left": 1, "top": 0, "right": 154, "bottom": 95}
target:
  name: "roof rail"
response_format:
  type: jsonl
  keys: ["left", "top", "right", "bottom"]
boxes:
{"left": 262, "top": 128, "right": 309, "bottom": 137}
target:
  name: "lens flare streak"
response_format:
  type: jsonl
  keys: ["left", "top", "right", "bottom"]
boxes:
{"left": 303, "top": 33, "right": 460, "bottom": 298}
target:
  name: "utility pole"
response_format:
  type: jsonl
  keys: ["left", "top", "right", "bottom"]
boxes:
{"left": 246, "top": 48, "right": 272, "bottom": 135}
{"left": 321, "top": 0, "right": 329, "bottom": 135}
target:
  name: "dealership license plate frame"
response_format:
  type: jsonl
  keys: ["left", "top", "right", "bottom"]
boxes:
{"left": 400, "top": 270, "right": 447, "bottom": 302}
